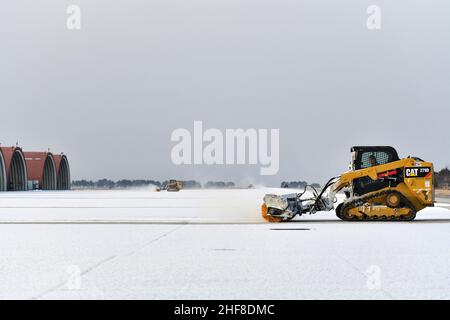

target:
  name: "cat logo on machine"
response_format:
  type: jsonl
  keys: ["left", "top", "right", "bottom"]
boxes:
{"left": 405, "top": 167, "right": 431, "bottom": 178}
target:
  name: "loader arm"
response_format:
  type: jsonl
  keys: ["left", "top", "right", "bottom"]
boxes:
{"left": 332, "top": 159, "right": 410, "bottom": 192}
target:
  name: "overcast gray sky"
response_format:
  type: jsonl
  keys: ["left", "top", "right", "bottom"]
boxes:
{"left": 0, "top": 0, "right": 449, "bottom": 186}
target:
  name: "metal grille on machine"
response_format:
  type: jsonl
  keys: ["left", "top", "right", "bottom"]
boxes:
{"left": 360, "top": 151, "right": 391, "bottom": 168}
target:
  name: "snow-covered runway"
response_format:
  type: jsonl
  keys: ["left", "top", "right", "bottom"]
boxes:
{"left": 1, "top": 189, "right": 449, "bottom": 299}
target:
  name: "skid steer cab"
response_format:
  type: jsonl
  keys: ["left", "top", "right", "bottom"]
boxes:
{"left": 262, "top": 146, "right": 434, "bottom": 222}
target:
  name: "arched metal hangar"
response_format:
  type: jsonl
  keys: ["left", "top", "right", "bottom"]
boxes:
{"left": 54, "top": 154, "right": 71, "bottom": 190}
{"left": 0, "top": 148, "right": 6, "bottom": 191}
{"left": 0, "top": 146, "right": 28, "bottom": 191}
{"left": 24, "top": 152, "right": 57, "bottom": 190}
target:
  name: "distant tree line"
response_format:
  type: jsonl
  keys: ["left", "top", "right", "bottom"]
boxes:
{"left": 72, "top": 179, "right": 162, "bottom": 189}
{"left": 435, "top": 167, "right": 450, "bottom": 188}
{"left": 204, "top": 181, "right": 235, "bottom": 189}
{"left": 72, "top": 179, "right": 325, "bottom": 190}
{"left": 71, "top": 179, "right": 235, "bottom": 190}
{"left": 71, "top": 167, "right": 450, "bottom": 190}
{"left": 281, "top": 181, "right": 321, "bottom": 189}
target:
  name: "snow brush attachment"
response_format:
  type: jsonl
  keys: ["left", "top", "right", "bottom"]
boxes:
{"left": 261, "top": 178, "right": 339, "bottom": 222}
{"left": 261, "top": 194, "right": 297, "bottom": 222}
{"left": 261, "top": 203, "right": 284, "bottom": 223}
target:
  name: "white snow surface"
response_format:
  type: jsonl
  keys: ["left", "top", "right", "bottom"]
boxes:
{"left": 0, "top": 188, "right": 449, "bottom": 299}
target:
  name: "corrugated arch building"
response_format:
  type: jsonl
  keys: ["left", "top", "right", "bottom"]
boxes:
{"left": 54, "top": 154, "right": 71, "bottom": 190}
{"left": 0, "top": 148, "right": 6, "bottom": 191}
{"left": 24, "top": 152, "right": 57, "bottom": 190}
{"left": 0, "top": 146, "right": 28, "bottom": 191}
{"left": 0, "top": 146, "right": 71, "bottom": 191}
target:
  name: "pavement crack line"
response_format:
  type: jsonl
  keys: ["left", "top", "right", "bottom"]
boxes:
{"left": 125, "top": 224, "right": 186, "bottom": 257}
{"left": 339, "top": 256, "right": 396, "bottom": 300}
{"left": 32, "top": 255, "right": 117, "bottom": 300}
{"left": 32, "top": 224, "right": 186, "bottom": 299}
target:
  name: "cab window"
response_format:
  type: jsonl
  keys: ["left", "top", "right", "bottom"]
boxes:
{"left": 359, "top": 151, "right": 393, "bottom": 169}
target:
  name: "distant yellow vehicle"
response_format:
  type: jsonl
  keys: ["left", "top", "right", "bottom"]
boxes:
{"left": 166, "top": 179, "right": 182, "bottom": 192}
{"left": 262, "top": 146, "right": 434, "bottom": 222}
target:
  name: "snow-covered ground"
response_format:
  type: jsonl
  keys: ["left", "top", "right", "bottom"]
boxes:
{"left": 0, "top": 189, "right": 449, "bottom": 299}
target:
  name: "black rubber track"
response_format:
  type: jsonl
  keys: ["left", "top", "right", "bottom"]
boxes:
{"left": 338, "top": 190, "right": 417, "bottom": 221}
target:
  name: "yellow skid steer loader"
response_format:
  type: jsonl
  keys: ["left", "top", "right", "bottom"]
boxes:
{"left": 262, "top": 146, "right": 434, "bottom": 222}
